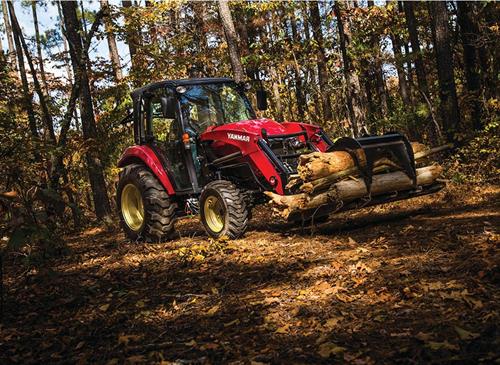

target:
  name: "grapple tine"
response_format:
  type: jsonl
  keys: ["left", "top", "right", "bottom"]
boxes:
{"left": 327, "top": 133, "right": 417, "bottom": 194}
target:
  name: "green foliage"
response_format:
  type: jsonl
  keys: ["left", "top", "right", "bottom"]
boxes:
{"left": 447, "top": 120, "right": 500, "bottom": 184}
{"left": 4, "top": 224, "right": 66, "bottom": 268}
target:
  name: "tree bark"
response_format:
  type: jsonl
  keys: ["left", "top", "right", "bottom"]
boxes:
{"left": 457, "top": 1, "right": 482, "bottom": 130}
{"left": 429, "top": 1, "right": 460, "bottom": 142}
{"left": 269, "top": 66, "right": 284, "bottom": 121}
{"left": 309, "top": 1, "right": 332, "bottom": 121}
{"left": 218, "top": 0, "right": 245, "bottom": 83}
{"left": 61, "top": 0, "right": 111, "bottom": 219}
{"left": 403, "top": 1, "right": 429, "bottom": 96}
{"left": 1, "top": 0, "right": 16, "bottom": 70}
{"left": 8, "top": 2, "right": 55, "bottom": 143}
{"left": 289, "top": 13, "right": 306, "bottom": 120}
{"left": 31, "top": 1, "right": 49, "bottom": 96}
{"left": 56, "top": 1, "right": 73, "bottom": 82}
{"left": 368, "top": 0, "right": 388, "bottom": 120}
{"left": 9, "top": 8, "right": 37, "bottom": 139}
{"left": 121, "top": 0, "right": 140, "bottom": 73}
{"left": 391, "top": 31, "right": 412, "bottom": 107}
{"left": 100, "top": 0, "right": 123, "bottom": 81}
{"left": 334, "top": 1, "right": 368, "bottom": 137}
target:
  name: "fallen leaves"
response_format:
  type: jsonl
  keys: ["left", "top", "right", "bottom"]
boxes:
{"left": 1, "top": 185, "right": 498, "bottom": 364}
{"left": 118, "top": 334, "right": 143, "bottom": 346}
{"left": 425, "top": 341, "right": 459, "bottom": 351}
{"left": 99, "top": 303, "right": 110, "bottom": 312}
{"left": 207, "top": 304, "right": 220, "bottom": 316}
{"left": 454, "top": 326, "right": 479, "bottom": 340}
{"left": 318, "top": 342, "right": 346, "bottom": 358}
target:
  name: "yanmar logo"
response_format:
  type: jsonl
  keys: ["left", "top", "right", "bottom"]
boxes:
{"left": 227, "top": 133, "right": 250, "bottom": 142}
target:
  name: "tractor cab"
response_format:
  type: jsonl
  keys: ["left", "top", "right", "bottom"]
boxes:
{"left": 126, "top": 78, "right": 264, "bottom": 195}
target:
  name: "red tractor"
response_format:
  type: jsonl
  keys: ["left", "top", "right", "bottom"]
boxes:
{"left": 117, "top": 78, "right": 442, "bottom": 241}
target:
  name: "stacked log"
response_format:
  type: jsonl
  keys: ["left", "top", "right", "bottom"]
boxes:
{"left": 266, "top": 143, "right": 451, "bottom": 219}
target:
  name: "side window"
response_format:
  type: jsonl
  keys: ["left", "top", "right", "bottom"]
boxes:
{"left": 148, "top": 89, "right": 177, "bottom": 143}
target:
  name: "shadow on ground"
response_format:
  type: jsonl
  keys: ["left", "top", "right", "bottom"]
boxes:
{"left": 1, "top": 186, "right": 499, "bottom": 364}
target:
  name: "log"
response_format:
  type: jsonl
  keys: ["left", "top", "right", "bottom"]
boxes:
{"left": 300, "top": 158, "right": 400, "bottom": 194}
{"left": 265, "top": 165, "right": 443, "bottom": 219}
{"left": 413, "top": 143, "right": 453, "bottom": 160}
{"left": 294, "top": 143, "right": 451, "bottom": 189}
{"left": 297, "top": 149, "right": 362, "bottom": 181}
{"left": 297, "top": 143, "right": 427, "bottom": 182}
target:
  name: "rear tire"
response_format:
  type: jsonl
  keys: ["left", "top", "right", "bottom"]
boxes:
{"left": 117, "top": 164, "right": 177, "bottom": 242}
{"left": 200, "top": 180, "right": 248, "bottom": 239}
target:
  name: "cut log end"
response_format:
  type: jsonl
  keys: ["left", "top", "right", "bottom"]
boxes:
{"left": 266, "top": 165, "right": 443, "bottom": 218}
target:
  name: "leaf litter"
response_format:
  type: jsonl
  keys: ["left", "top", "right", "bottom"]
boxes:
{"left": 0, "top": 184, "right": 498, "bottom": 363}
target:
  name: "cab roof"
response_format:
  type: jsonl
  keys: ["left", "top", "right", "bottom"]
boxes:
{"left": 130, "top": 77, "right": 234, "bottom": 101}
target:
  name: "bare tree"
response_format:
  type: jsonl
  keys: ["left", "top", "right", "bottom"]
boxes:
{"left": 429, "top": 1, "right": 460, "bottom": 141}
{"left": 309, "top": 1, "right": 332, "bottom": 121}
{"left": 31, "top": 1, "right": 49, "bottom": 96}
{"left": 217, "top": 0, "right": 245, "bottom": 82}
{"left": 334, "top": 1, "right": 367, "bottom": 137}
{"left": 61, "top": 0, "right": 111, "bottom": 219}
{"left": 457, "top": 2, "right": 482, "bottom": 130}
{"left": 8, "top": 2, "right": 55, "bottom": 143}
{"left": 100, "top": 0, "right": 123, "bottom": 81}
{"left": 403, "top": 1, "right": 429, "bottom": 96}
{"left": 1, "top": 0, "right": 16, "bottom": 69}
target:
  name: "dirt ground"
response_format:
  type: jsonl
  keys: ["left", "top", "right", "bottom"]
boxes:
{"left": 0, "top": 184, "right": 499, "bottom": 364}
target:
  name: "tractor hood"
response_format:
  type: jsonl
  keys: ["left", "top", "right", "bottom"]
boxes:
{"left": 204, "top": 118, "right": 299, "bottom": 138}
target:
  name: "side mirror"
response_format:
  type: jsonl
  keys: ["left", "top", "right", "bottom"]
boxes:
{"left": 256, "top": 89, "right": 268, "bottom": 111}
{"left": 160, "top": 96, "right": 176, "bottom": 119}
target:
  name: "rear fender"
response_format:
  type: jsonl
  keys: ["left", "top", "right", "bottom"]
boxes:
{"left": 118, "top": 145, "right": 175, "bottom": 195}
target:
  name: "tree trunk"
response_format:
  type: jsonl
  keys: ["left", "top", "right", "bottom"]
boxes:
{"left": 1, "top": 0, "right": 16, "bottom": 69}
{"left": 403, "top": 1, "right": 429, "bottom": 96}
{"left": 8, "top": 2, "right": 55, "bottom": 143}
{"left": 56, "top": 1, "right": 73, "bottom": 82}
{"left": 100, "top": 0, "right": 123, "bottom": 81}
{"left": 429, "top": 1, "right": 460, "bottom": 142}
{"left": 192, "top": 1, "right": 210, "bottom": 76}
{"left": 121, "top": 0, "right": 140, "bottom": 74}
{"left": 31, "top": 1, "right": 50, "bottom": 96}
{"left": 217, "top": 0, "right": 245, "bottom": 83}
{"left": 457, "top": 1, "right": 482, "bottom": 130}
{"left": 391, "top": 32, "right": 412, "bottom": 107}
{"left": 9, "top": 9, "right": 37, "bottom": 139}
{"left": 368, "top": 1, "right": 388, "bottom": 120}
{"left": 289, "top": 13, "right": 306, "bottom": 120}
{"left": 309, "top": 1, "right": 332, "bottom": 121}
{"left": 334, "top": 1, "right": 367, "bottom": 137}
{"left": 61, "top": 0, "right": 111, "bottom": 220}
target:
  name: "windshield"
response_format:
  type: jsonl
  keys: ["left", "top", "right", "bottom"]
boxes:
{"left": 179, "top": 83, "right": 255, "bottom": 133}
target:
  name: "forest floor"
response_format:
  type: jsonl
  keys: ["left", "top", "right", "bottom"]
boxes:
{"left": 0, "top": 183, "right": 499, "bottom": 364}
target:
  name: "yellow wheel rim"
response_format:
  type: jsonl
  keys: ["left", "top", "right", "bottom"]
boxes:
{"left": 204, "top": 195, "right": 225, "bottom": 233}
{"left": 121, "top": 183, "right": 144, "bottom": 232}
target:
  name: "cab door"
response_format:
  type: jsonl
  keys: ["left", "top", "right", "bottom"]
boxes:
{"left": 144, "top": 89, "right": 192, "bottom": 191}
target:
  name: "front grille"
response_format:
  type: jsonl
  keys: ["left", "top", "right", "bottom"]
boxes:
{"left": 264, "top": 131, "right": 316, "bottom": 173}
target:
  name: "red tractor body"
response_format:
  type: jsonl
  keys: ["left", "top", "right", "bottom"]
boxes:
{"left": 117, "top": 78, "right": 442, "bottom": 241}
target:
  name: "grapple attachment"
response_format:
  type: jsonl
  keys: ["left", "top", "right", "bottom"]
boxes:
{"left": 327, "top": 133, "right": 417, "bottom": 195}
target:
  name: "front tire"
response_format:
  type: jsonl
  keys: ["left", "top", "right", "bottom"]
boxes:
{"left": 200, "top": 180, "right": 248, "bottom": 239}
{"left": 117, "top": 164, "right": 177, "bottom": 242}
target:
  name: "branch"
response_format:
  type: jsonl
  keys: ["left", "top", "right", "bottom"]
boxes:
{"left": 58, "top": 8, "right": 105, "bottom": 147}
